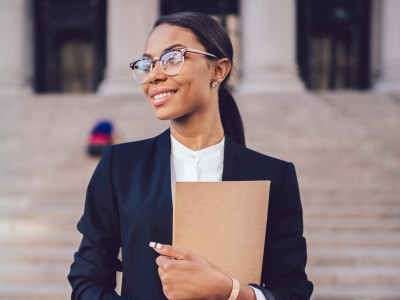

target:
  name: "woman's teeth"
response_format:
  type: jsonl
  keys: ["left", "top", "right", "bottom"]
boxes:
{"left": 153, "top": 92, "right": 174, "bottom": 100}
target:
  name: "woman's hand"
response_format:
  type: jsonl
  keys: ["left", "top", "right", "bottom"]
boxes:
{"left": 150, "top": 242, "right": 232, "bottom": 300}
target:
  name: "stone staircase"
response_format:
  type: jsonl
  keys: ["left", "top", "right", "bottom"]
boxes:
{"left": 304, "top": 192, "right": 400, "bottom": 299}
{"left": 0, "top": 92, "right": 399, "bottom": 299}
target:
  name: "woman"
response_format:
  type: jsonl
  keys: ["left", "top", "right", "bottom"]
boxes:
{"left": 68, "top": 11, "right": 313, "bottom": 300}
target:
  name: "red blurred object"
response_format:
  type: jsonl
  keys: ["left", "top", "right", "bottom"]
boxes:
{"left": 87, "top": 120, "right": 114, "bottom": 157}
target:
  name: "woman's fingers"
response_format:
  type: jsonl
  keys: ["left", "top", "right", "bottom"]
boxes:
{"left": 150, "top": 242, "right": 231, "bottom": 299}
{"left": 156, "top": 254, "right": 175, "bottom": 269}
{"left": 150, "top": 242, "right": 192, "bottom": 261}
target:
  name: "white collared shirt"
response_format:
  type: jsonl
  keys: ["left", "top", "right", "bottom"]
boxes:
{"left": 170, "top": 134, "right": 267, "bottom": 300}
{"left": 170, "top": 134, "right": 224, "bottom": 183}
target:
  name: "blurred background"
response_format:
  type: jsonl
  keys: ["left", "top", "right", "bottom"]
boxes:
{"left": 0, "top": 0, "right": 399, "bottom": 299}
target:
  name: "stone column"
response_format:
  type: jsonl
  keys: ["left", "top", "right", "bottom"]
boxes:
{"left": 0, "top": 0, "right": 32, "bottom": 94}
{"left": 374, "top": 0, "right": 400, "bottom": 92}
{"left": 99, "top": 0, "right": 159, "bottom": 95}
{"left": 237, "top": 0, "right": 304, "bottom": 93}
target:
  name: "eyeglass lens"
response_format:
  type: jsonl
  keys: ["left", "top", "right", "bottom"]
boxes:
{"left": 132, "top": 50, "right": 185, "bottom": 83}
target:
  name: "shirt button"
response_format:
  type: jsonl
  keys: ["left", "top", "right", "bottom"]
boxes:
{"left": 194, "top": 154, "right": 200, "bottom": 162}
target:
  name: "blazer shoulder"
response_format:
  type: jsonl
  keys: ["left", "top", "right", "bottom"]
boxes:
{"left": 109, "top": 130, "right": 169, "bottom": 156}
{"left": 234, "top": 140, "right": 293, "bottom": 171}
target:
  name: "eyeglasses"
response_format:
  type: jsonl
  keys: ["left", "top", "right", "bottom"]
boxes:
{"left": 129, "top": 47, "right": 218, "bottom": 84}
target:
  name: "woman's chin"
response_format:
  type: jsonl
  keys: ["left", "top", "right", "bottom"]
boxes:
{"left": 153, "top": 109, "right": 174, "bottom": 121}
{"left": 152, "top": 106, "right": 187, "bottom": 121}
{"left": 155, "top": 115, "right": 171, "bottom": 121}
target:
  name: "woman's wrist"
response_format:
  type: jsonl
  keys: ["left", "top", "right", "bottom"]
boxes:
{"left": 213, "top": 273, "right": 232, "bottom": 300}
{"left": 237, "top": 284, "right": 257, "bottom": 300}
{"left": 211, "top": 275, "right": 256, "bottom": 300}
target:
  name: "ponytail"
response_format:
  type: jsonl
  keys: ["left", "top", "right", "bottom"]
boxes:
{"left": 218, "top": 85, "right": 246, "bottom": 147}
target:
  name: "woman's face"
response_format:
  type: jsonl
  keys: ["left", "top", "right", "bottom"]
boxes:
{"left": 141, "top": 24, "right": 216, "bottom": 121}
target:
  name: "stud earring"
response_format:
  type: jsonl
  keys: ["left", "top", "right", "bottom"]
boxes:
{"left": 211, "top": 81, "right": 219, "bottom": 88}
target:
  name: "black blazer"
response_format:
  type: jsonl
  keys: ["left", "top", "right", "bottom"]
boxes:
{"left": 68, "top": 129, "right": 313, "bottom": 300}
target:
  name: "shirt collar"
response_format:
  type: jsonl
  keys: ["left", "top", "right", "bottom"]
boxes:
{"left": 171, "top": 134, "right": 225, "bottom": 161}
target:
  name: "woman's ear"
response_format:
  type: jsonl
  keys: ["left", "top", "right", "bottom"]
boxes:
{"left": 212, "top": 58, "right": 232, "bottom": 83}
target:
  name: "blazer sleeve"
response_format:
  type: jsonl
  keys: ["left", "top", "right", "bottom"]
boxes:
{"left": 252, "top": 162, "right": 313, "bottom": 300}
{"left": 68, "top": 147, "right": 131, "bottom": 300}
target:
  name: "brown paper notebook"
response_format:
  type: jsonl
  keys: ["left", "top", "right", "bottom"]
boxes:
{"left": 173, "top": 181, "right": 270, "bottom": 284}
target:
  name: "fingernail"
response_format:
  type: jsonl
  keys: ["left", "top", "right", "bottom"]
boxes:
{"left": 149, "top": 242, "right": 162, "bottom": 249}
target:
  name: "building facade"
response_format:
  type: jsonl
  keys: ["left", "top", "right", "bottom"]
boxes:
{"left": 1, "top": 0, "right": 399, "bottom": 95}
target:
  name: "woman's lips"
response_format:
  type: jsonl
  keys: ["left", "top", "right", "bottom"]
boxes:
{"left": 151, "top": 91, "right": 175, "bottom": 107}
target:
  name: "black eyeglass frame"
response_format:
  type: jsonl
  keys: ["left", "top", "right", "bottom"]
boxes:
{"left": 129, "top": 47, "right": 218, "bottom": 84}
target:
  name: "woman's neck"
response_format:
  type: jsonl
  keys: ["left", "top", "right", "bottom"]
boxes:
{"left": 170, "top": 115, "right": 224, "bottom": 151}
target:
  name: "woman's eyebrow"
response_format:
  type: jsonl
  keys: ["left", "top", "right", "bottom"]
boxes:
{"left": 142, "top": 44, "right": 186, "bottom": 58}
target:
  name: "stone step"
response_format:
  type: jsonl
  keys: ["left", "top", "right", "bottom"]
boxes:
{"left": 0, "top": 284, "right": 70, "bottom": 300}
{"left": 313, "top": 285, "right": 400, "bottom": 300}
{"left": 0, "top": 246, "right": 74, "bottom": 264}
{"left": 0, "top": 219, "right": 78, "bottom": 235}
{"left": 0, "top": 195, "right": 84, "bottom": 207}
{"left": 304, "top": 218, "right": 400, "bottom": 232}
{"left": 304, "top": 204, "right": 400, "bottom": 218}
{"left": 0, "top": 210, "right": 81, "bottom": 223}
{"left": 0, "top": 232, "right": 81, "bottom": 247}
{"left": 307, "top": 232, "right": 400, "bottom": 248}
{"left": 302, "top": 192, "right": 400, "bottom": 206}
{"left": 0, "top": 181, "right": 88, "bottom": 195}
{"left": 0, "top": 264, "right": 70, "bottom": 285}
{"left": 308, "top": 247, "right": 400, "bottom": 266}
{"left": 0, "top": 199, "right": 84, "bottom": 212}
{"left": 308, "top": 265, "right": 400, "bottom": 286}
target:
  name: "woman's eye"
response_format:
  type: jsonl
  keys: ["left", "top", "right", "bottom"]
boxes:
{"left": 140, "top": 61, "right": 152, "bottom": 71}
{"left": 163, "top": 52, "right": 181, "bottom": 65}
{"left": 165, "top": 56, "right": 176, "bottom": 65}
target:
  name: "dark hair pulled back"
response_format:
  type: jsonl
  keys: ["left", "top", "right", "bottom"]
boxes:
{"left": 154, "top": 11, "right": 245, "bottom": 146}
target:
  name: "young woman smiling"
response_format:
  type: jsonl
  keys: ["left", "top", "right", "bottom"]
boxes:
{"left": 68, "top": 11, "right": 313, "bottom": 300}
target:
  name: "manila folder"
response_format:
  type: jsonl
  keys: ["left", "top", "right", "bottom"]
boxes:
{"left": 173, "top": 181, "right": 270, "bottom": 284}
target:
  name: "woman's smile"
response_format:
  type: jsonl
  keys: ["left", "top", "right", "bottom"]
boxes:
{"left": 149, "top": 88, "right": 177, "bottom": 107}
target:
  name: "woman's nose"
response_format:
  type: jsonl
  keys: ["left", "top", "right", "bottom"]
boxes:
{"left": 147, "top": 61, "right": 167, "bottom": 84}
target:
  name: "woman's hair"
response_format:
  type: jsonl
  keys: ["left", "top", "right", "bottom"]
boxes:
{"left": 154, "top": 11, "right": 246, "bottom": 146}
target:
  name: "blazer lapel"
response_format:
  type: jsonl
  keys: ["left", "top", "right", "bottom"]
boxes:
{"left": 222, "top": 135, "right": 243, "bottom": 181}
{"left": 152, "top": 128, "right": 173, "bottom": 244}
